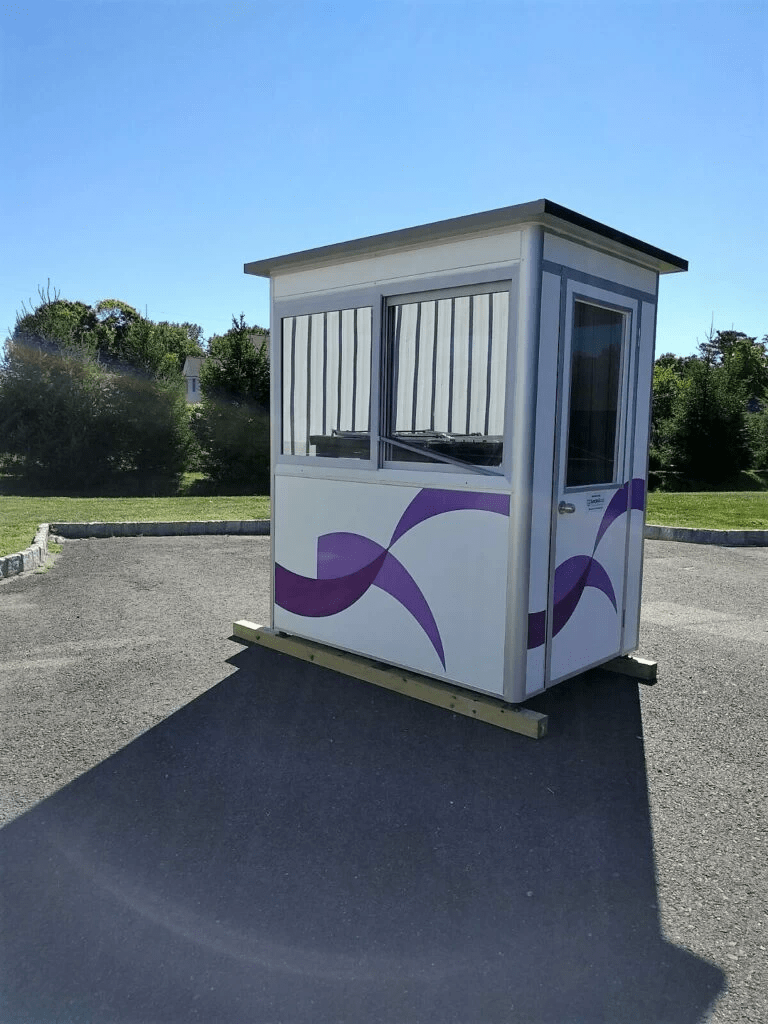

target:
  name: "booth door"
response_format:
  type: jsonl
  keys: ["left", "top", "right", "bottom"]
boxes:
{"left": 548, "top": 286, "right": 637, "bottom": 683}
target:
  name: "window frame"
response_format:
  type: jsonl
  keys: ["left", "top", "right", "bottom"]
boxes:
{"left": 273, "top": 286, "right": 382, "bottom": 471}
{"left": 562, "top": 293, "right": 634, "bottom": 493}
{"left": 272, "top": 266, "right": 519, "bottom": 478}
{"left": 380, "top": 276, "right": 516, "bottom": 478}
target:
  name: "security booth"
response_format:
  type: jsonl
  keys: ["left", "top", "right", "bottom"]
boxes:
{"left": 244, "top": 199, "right": 686, "bottom": 705}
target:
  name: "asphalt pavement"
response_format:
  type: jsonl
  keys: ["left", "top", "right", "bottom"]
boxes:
{"left": 0, "top": 536, "right": 765, "bottom": 1024}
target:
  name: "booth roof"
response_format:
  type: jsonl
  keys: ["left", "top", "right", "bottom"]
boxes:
{"left": 244, "top": 199, "right": 688, "bottom": 279}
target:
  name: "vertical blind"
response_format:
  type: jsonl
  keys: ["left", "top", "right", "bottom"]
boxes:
{"left": 280, "top": 286, "right": 510, "bottom": 469}
{"left": 391, "top": 291, "right": 508, "bottom": 436}
{"left": 281, "top": 307, "right": 372, "bottom": 457}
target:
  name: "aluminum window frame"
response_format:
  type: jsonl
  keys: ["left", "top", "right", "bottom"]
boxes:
{"left": 380, "top": 275, "right": 517, "bottom": 478}
{"left": 272, "top": 265, "right": 519, "bottom": 479}
{"left": 273, "top": 285, "right": 382, "bottom": 471}
{"left": 558, "top": 289, "right": 637, "bottom": 495}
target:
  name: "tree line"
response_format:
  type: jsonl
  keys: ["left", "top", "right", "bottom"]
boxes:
{"left": 1, "top": 286, "right": 766, "bottom": 494}
{"left": 651, "top": 330, "right": 768, "bottom": 488}
{"left": 0, "top": 287, "right": 270, "bottom": 493}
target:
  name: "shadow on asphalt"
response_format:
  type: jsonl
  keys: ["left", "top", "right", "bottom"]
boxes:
{"left": 0, "top": 646, "right": 724, "bottom": 1024}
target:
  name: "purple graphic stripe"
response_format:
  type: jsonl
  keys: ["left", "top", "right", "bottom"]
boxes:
{"left": 318, "top": 531, "right": 445, "bottom": 666}
{"left": 527, "top": 476, "right": 646, "bottom": 649}
{"left": 376, "top": 552, "right": 445, "bottom": 667}
{"left": 631, "top": 477, "right": 646, "bottom": 512}
{"left": 275, "top": 554, "right": 385, "bottom": 618}
{"left": 390, "top": 489, "right": 510, "bottom": 546}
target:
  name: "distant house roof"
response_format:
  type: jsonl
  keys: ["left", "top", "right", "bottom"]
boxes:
{"left": 182, "top": 356, "right": 204, "bottom": 377}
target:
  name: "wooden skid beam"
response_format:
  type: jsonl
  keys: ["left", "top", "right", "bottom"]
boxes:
{"left": 232, "top": 621, "right": 547, "bottom": 739}
{"left": 602, "top": 654, "right": 658, "bottom": 683}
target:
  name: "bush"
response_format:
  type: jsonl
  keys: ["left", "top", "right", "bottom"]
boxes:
{"left": 664, "top": 361, "right": 749, "bottom": 486}
{"left": 745, "top": 409, "right": 768, "bottom": 472}
{"left": 0, "top": 339, "right": 192, "bottom": 491}
{"left": 193, "top": 396, "right": 270, "bottom": 491}
{"left": 201, "top": 314, "right": 269, "bottom": 408}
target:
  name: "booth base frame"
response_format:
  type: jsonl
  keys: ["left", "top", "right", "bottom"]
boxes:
{"left": 232, "top": 621, "right": 549, "bottom": 740}
{"left": 602, "top": 654, "right": 658, "bottom": 684}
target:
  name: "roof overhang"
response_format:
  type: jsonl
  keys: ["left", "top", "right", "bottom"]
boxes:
{"left": 244, "top": 199, "right": 687, "bottom": 280}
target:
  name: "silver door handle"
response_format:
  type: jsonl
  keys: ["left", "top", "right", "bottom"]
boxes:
{"left": 558, "top": 501, "right": 576, "bottom": 514}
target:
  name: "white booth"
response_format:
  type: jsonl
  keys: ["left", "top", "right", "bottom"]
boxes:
{"left": 245, "top": 200, "right": 686, "bottom": 704}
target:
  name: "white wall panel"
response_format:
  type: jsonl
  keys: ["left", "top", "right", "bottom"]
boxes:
{"left": 273, "top": 475, "right": 509, "bottom": 695}
{"left": 543, "top": 234, "right": 657, "bottom": 294}
{"left": 623, "top": 297, "right": 657, "bottom": 651}
{"left": 274, "top": 230, "right": 523, "bottom": 299}
{"left": 525, "top": 270, "right": 561, "bottom": 695}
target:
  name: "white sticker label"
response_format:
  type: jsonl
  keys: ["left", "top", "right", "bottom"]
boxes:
{"left": 587, "top": 493, "right": 606, "bottom": 513}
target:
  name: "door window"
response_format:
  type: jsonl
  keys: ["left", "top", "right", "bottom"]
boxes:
{"left": 566, "top": 301, "right": 625, "bottom": 487}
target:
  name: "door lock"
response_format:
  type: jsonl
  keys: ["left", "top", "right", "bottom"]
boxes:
{"left": 558, "top": 501, "right": 576, "bottom": 514}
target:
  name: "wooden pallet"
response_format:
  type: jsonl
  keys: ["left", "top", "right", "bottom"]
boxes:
{"left": 232, "top": 621, "right": 548, "bottom": 739}
{"left": 601, "top": 654, "right": 658, "bottom": 684}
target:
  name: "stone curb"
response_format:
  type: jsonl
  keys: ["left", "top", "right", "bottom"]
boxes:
{"left": 50, "top": 520, "right": 271, "bottom": 539}
{"left": 0, "top": 520, "right": 271, "bottom": 580}
{"left": 643, "top": 524, "right": 768, "bottom": 546}
{"left": 0, "top": 523, "right": 50, "bottom": 581}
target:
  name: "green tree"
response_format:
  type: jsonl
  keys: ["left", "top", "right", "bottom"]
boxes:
{"left": 201, "top": 314, "right": 269, "bottom": 407}
{"left": 13, "top": 284, "right": 105, "bottom": 354}
{"left": 745, "top": 409, "right": 768, "bottom": 472}
{"left": 194, "top": 314, "right": 271, "bottom": 488}
{"left": 192, "top": 397, "right": 270, "bottom": 490}
{"left": 697, "top": 329, "right": 768, "bottom": 400}
{"left": 11, "top": 285, "right": 205, "bottom": 378}
{"left": 664, "top": 360, "right": 749, "bottom": 486}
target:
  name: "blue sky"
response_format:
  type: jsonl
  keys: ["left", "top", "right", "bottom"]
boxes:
{"left": 2, "top": 0, "right": 766, "bottom": 356}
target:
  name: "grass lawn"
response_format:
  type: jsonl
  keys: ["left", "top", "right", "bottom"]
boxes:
{"left": 3, "top": 488, "right": 767, "bottom": 559}
{"left": 0, "top": 495, "right": 271, "bottom": 558}
{"left": 646, "top": 491, "right": 768, "bottom": 530}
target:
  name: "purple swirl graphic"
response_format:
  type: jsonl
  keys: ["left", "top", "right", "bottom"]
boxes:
{"left": 275, "top": 480, "right": 646, "bottom": 667}
{"left": 275, "top": 489, "right": 509, "bottom": 668}
{"left": 527, "top": 478, "right": 646, "bottom": 650}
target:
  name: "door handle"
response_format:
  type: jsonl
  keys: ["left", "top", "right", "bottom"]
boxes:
{"left": 558, "top": 501, "right": 576, "bottom": 514}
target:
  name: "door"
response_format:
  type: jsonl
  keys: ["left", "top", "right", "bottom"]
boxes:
{"left": 547, "top": 285, "right": 637, "bottom": 683}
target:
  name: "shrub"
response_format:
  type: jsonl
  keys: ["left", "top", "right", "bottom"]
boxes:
{"left": 745, "top": 408, "right": 768, "bottom": 472}
{"left": 0, "top": 339, "right": 192, "bottom": 491}
{"left": 193, "top": 396, "right": 270, "bottom": 490}
{"left": 664, "top": 361, "right": 749, "bottom": 486}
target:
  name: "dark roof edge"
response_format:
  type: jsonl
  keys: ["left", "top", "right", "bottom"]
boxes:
{"left": 244, "top": 199, "right": 687, "bottom": 278}
{"left": 540, "top": 200, "right": 688, "bottom": 271}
